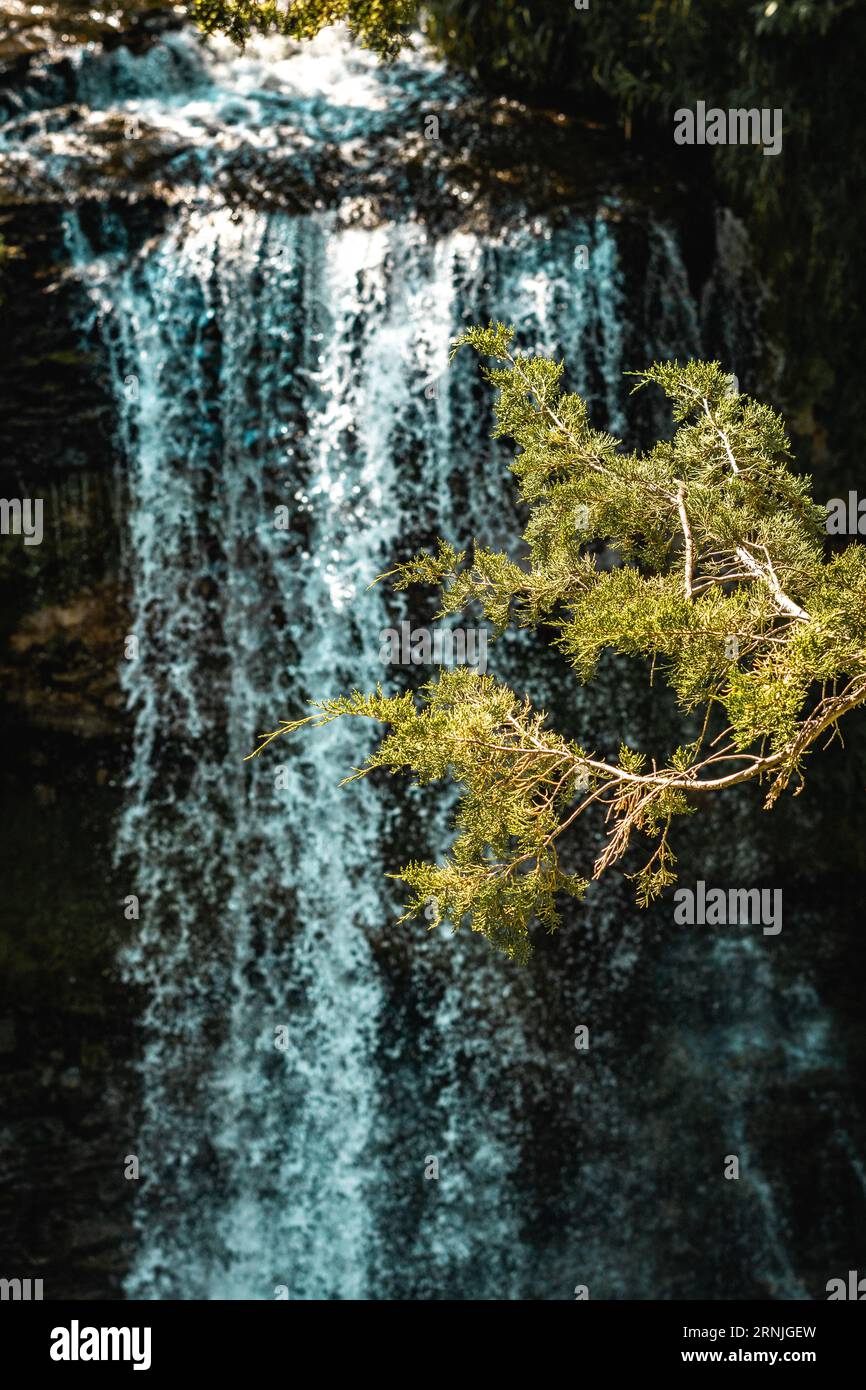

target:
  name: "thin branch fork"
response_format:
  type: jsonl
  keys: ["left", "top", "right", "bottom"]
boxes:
{"left": 734, "top": 543, "right": 810, "bottom": 622}
{"left": 703, "top": 397, "right": 740, "bottom": 474}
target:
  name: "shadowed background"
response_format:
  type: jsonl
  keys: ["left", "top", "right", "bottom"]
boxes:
{"left": 1, "top": 2, "right": 864, "bottom": 1299}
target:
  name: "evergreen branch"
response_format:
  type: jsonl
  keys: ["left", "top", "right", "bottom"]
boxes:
{"left": 251, "top": 328, "right": 866, "bottom": 958}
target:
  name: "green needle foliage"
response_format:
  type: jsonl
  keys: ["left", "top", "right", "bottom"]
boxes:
{"left": 188, "top": 0, "right": 414, "bottom": 55}
{"left": 249, "top": 324, "right": 866, "bottom": 961}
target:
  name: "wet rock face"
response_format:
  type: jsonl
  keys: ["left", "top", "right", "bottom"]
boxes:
{"left": 0, "top": 1007, "right": 135, "bottom": 1299}
{"left": 0, "top": 202, "right": 117, "bottom": 477}
{"left": 0, "top": 186, "right": 131, "bottom": 1283}
{"left": 0, "top": 215, "right": 126, "bottom": 734}
{"left": 0, "top": 18, "right": 140, "bottom": 1296}
{"left": 0, "top": 3, "right": 181, "bottom": 68}
{"left": 2, "top": 578, "right": 127, "bottom": 734}
{"left": 0, "top": 724, "right": 135, "bottom": 1300}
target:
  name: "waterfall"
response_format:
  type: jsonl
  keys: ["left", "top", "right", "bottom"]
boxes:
{"left": 65, "top": 194, "right": 659, "bottom": 1297}
{"left": 31, "top": 23, "right": 861, "bottom": 1300}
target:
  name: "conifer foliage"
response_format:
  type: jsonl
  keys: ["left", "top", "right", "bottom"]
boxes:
{"left": 249, "top": 325, "right": 866, "bottom": 960}
{"left": 189, "top": 0, "right": 414, "bottom": 55}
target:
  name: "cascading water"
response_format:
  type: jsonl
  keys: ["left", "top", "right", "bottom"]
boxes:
{"left": 67, "top": 197, "right": 657, "bottom": 1299}
{"left": 10, "top": 22, "right": 861, "bottom": 1298}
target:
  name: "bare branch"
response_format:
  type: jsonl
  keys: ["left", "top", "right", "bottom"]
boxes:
{"left": 676, "top": 481, "right": 694, "bottom": 600}
{"left": 703, "top": 396, "right": 740, "bottom": 474}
